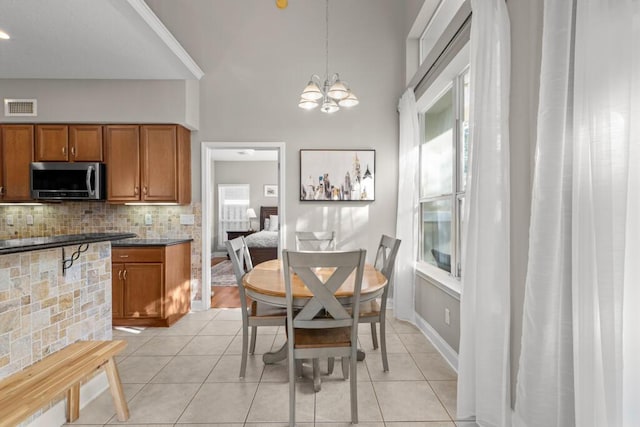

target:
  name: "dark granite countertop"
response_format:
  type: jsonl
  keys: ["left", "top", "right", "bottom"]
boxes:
{"left": 0, "top": 233, "right": 137, "bottom": 255}
{"left": 111, "top": 238, "right": 193, "bottom": 247}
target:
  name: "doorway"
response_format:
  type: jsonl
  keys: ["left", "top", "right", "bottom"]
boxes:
{"left": 199, "top": 142, "right": 286, "bottom": 310}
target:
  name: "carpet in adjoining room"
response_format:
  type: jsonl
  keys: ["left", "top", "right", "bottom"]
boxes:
{"left": 211, "top": 260, "right": 237, "bottom": 286}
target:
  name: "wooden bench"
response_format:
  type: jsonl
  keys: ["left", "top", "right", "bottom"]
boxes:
{"left": 0, "top": 340, "right": 129, "bottom": 427}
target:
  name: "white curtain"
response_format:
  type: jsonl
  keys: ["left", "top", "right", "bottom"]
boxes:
{"left": 513, "top": 0, "right": 575, "bottom": 425}
{"left": 456, "top": 0, "right": 511, "bottom": 425}
{"left": 515, "top": 0, "right": 640, "bottom": 425}
{"left": 572, "top": 1, "right": 639, "bottom": 425}
{"left": 394, "top": 88, "right": 419, "bottom": 321}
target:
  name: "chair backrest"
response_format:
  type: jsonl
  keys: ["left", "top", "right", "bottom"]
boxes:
{"left": 295, "top": 231, "right": 337, "bottom": 251}
{"left": 282, "top": 249, "right": 366, "bottom": 332}
{"left": 224, "top": 236, "right": 253, "bottom": 312}
{"left": 374, "top": 235, "right": 401, "bottom": 298}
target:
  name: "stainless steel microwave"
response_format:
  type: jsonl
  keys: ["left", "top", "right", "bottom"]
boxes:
{"left": 30, "top": 162, "right": 106, "bottom": 200}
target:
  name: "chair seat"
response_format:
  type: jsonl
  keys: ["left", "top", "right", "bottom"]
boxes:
{"left": 250, "top": 301, "right": 288, "bottom": 318}
{"left": 294, "top": 326, "right": 352, "bottom": 349}
{"left": 358, "top": 299, "right": 381, "bottom": 318}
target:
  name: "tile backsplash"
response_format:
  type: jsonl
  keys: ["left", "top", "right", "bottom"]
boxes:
{"left": 0, "top": 202, "right": 203, "bottom": 301}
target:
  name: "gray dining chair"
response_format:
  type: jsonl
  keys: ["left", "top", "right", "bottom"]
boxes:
{"left": 225, "top": 236, "right": 286, "bottom": 377}
{"left": 282, "top": 249, "right": 366, "bottom": 426}
{"left": 295, "top": 231, "right": 336, "bottom": 251}
{"left": 359, "top": 234, "right": 401, "bottom": 371}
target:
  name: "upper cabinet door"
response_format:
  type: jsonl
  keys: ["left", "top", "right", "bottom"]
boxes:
{"left": 141, "top": 125, "right": 178, "bottom": 202}
{"left": 35, "top": 125, "right": 68, "bottom": 161}
{"left": 69, "top": 125, "right": 103, "bottom": 162}
{"left": 105, "top": 125, "right": 140, "bottom": 202}
{"left": 1, "top": 125, "right": 34, "bottom": 201}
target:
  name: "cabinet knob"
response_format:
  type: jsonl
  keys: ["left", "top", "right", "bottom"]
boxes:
{"left": 143, "top": 186, "right": 147, "bottom": 195}
{"left": 0, "top": 186, "right": 3, "bottom": 196}
{"left": 134, "top": 186, "right": 139, "bottom": 195}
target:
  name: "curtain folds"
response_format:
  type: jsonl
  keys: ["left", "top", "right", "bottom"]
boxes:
{"left": 394, "top": 89, "right": 419, "bottom": 321}
{"left": 513, "top": 0, "right": 576, "bottom": 425}
{"left": 456, "top": 1, "right": 511, "bottom": 425}
{"left": 516, "top": 0, "right": 640, "bottom": 425}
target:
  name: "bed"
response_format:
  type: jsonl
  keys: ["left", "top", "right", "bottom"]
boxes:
{"left": 244, "top": 206, "right": 279, "bottom": 265}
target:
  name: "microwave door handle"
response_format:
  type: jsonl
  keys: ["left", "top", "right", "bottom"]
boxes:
{"left": 86, "top": 165, "right": 95, "bottom": 196}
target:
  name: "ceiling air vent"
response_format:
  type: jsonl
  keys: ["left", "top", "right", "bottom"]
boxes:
{"left": 4, "top": 99, "right": 37, "bottom": 117}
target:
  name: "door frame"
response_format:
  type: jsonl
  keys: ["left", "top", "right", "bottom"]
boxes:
{"left": 198, "top": 141, "right": 286, "bottom": 310}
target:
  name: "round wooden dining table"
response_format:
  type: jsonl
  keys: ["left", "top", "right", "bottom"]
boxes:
{"left": 242, "top": 259, "right": 388, "bottom": 364}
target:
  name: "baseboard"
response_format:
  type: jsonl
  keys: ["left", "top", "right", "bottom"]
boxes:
{"left": 191, "top": 299, "right": 206, "bottom": 311}
{"left": 27, "top": 371, "right": 108, "bottom": 427}
{"left": 414, "top": 313, "right": 459, "bottom": 373}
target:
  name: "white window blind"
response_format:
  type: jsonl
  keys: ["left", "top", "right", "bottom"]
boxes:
{"left": 218, "top": 184, "right": 250, "bottom": 248}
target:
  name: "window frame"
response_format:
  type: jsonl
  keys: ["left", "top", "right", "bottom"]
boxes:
{"left": 417, "top": 65, "right": 469, "bottom": 282}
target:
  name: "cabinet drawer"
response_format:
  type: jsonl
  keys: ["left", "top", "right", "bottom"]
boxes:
{"left": 112, "top": 247, "right": 163, "bottom": 263}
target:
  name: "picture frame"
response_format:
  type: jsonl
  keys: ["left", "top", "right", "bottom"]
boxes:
{"left": 264, "top": 184, "right": 278, "bottom": 197}
{"left": 300, "top": 149, "right": 375, "bottom": 201}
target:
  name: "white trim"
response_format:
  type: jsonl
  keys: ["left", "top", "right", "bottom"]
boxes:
{"left": 415, "top": 313, "right": 459, "bottom": 372}
{"left": 201, "top": 142, "right": 286, "bottom": 309}
{"left": 127, "top": 0, "right": 204, "bottom": 80}
{"left": 26, "top": 371, "right": 108, "bottom": 427}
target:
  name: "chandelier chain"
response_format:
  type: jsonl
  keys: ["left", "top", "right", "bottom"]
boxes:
{"left": 325, "top": 0, "right": 329, "bottom": 80}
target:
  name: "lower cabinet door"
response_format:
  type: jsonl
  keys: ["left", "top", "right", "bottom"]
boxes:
{"left": 124, "top": 263, "right": 163, "bottom": 318}
{"left": 111, "top": 263, "right": 124, "bottom": 318}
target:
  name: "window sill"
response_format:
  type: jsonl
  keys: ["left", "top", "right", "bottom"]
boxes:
{"left": 415, "top": 262, "right": 461, "bottom": 300}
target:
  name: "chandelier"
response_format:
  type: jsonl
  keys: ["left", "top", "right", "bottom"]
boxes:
{"left": 298, "top": 0, "right": 359, "bottom": 113}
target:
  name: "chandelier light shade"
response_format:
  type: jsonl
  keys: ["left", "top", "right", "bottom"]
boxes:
{"left": 298, "top": 0, "right": 358, "bottom": 113}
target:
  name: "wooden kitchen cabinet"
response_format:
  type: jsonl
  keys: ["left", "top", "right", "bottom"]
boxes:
{"left": 35, "top": 124, "right": 103, "bottom": 162}
{"left": 111, "top": 242, "right": 191, "bottom": 327}
{"left": 105, "top": 124, "right": 190, "bottom": 204}
{"left": 69, "top": 125, "right": 103, "bottom": 161}
{"left": 104, "top": 125, "right": 140, "bottom": 202}
{"left": 0, "top": 125, "right": 34, "bottom": 201}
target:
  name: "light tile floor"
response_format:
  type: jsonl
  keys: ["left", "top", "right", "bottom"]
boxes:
{"left": 68, "top": 308, "right": 477, "bottom": 427}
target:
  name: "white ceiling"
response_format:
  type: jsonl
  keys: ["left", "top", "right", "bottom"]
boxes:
{"left": 0, "top": 0, "right": 203, "bottom": 80}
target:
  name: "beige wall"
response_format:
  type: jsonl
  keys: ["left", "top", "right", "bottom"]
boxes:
{"left": 506, "top": 0, "right": 543, "bottom": 402}
{"left": 147, "top": 0, "right": 408, "bottom": 259}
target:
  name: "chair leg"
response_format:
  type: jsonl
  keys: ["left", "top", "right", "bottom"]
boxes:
{"left": 250, "top": 325, "right": 258, "bottom": 354}
{"left": 380, "top": 319, "right": 389, "bottom": 372}
{"left": 370, "top": 322, "right": 378, "bottom": 350}
{"left": 295, "top": 359, "right": 303, "bottom": 377}
{"left": 327, "top": 357, "right": 335, "bottom": 374}
{"left": 313, "top": 358, "right": 321, "bottom": 392}
{"left": 289, "top": 354, "right": 296, "bottom": 427}
{"left": 240, "top": 323, "right": 249, "bottom": 377}
{"left": 350, "top": 354, "right": 358, "bottom": 424}
{"left": 341, "top": 357, "right": 350, "bottom": 380}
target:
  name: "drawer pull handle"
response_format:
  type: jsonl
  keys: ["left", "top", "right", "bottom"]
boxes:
{"left": 119, "top": 255, "right": 129, "bottom": 258}
{"left": 118, "top": 270, "right": 123, "bottom": 280}
{"left": 123, "top": 270, "right": 128, "bottom": 280}
{"left": 62, "top": 146, "right": 67, "bottom": 155}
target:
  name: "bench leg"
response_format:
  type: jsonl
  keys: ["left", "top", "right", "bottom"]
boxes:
{"left": 66, "top": 383, "right": 81, "bottom": 422}
{"left": 104, "top": 357, "right": 129, "bottom": 421}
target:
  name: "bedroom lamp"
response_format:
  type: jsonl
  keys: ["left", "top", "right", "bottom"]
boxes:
{"left": 247, "top": 208, "right": 257, "bottom": 231}
{"left": 298, "top": 0, "right": 358, "bottom": 113}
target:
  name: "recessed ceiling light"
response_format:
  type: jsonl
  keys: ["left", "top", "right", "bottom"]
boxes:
{"left": 0, "top": 30, "right": 10, "bottom": 40}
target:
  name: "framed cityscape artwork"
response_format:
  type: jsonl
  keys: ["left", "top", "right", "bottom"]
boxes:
{"left": 300, "top": 149, "right": 375, "bottom": 201}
